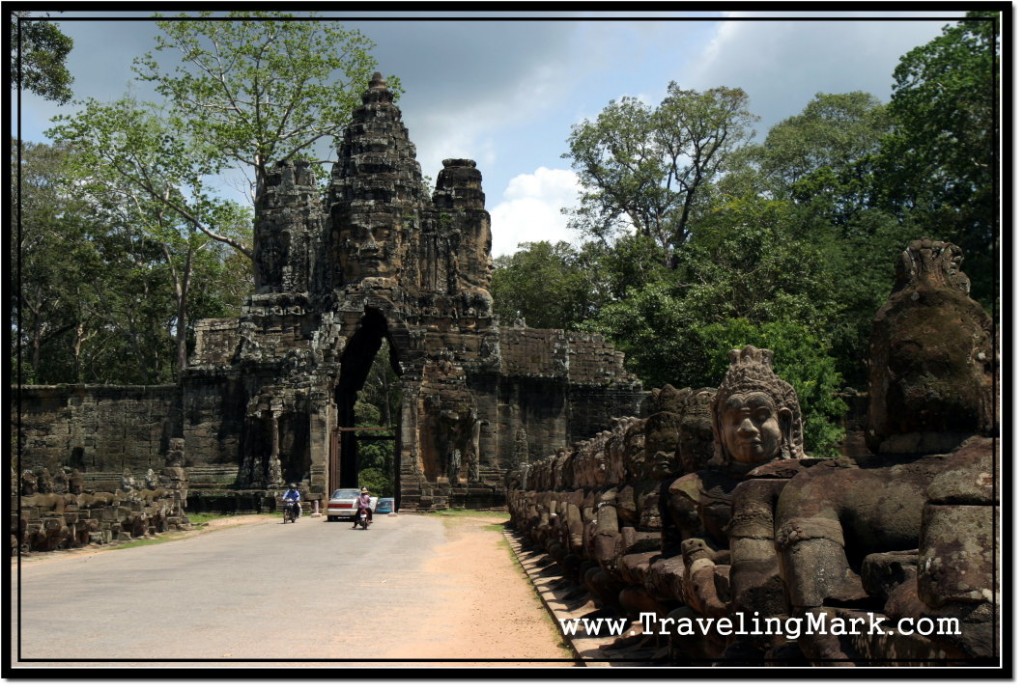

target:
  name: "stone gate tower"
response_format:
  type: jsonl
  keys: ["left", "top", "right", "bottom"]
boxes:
{"left": 185, "top": 73, "right": 644, "bottom": 510}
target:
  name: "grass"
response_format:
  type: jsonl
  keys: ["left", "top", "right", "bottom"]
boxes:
{"left": 183, "top": 512, "right": 222, "bottom": 526}
{"left": 112, "top": 534, "right": 177, "bottom": 550}
{"left": 432, "top": 508, "right": 511, "bottom": 519}
{"left": 110, "top": 512, "right": 275, "bottom": 550}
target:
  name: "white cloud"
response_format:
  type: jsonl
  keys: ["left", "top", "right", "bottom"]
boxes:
{"left": 489, "top": 167, "right": 582, "bottom": 258}
{"left": 687, "top": 17, "right": 953, "bottom": 135}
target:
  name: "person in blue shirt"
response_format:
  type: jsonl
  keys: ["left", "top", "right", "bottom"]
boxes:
{"left": 282, "top": 483, "right": 302, "bottom": 518}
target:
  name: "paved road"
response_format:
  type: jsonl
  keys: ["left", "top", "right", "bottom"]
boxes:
{"left": 12, "top": 512, "right": 461, "bottom": 664}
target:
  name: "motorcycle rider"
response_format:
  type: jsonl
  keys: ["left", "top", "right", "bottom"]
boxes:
{"left": 282, "top": 483, "right": 302, "bottom": 519}
{"left": 354, "top": 487, "right": 373, "bottom": 528}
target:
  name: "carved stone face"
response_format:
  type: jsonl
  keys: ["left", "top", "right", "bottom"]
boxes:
{"left": 719, "top": 392, "right": 785, "bottom": 466}
{"left": 644, "top": 412, "right": 682, "bottom": 480}
{"left": 623, "top": 421, "right": 646, "bottom": 481}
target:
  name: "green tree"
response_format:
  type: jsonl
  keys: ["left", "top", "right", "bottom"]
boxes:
{"left": 12, "top": 141, "right": 105, "bottom": 382}
{"left": 491, "top": 241, "right": 592, "bottom": 329}
{"left": 586, "top": 194, "right": 848, "bottom": 453}
{"left": 576, "top": 234, "right": 671, "bottom": 308}
{"left": 12, "top": 140, "right": 182, "bottom": 384}
{"left": 732, "top": 92, "right": 911, "bottom": 387}
{"left": 877, "top": 11, "right": 999, "bottom": 310}
{"left": 564, "top": 83, "right": 757, "bottom": 264}
{"left": 133, "top": 11, "right": 391, "bottom": 200}
{"left": 354, "top": 341, "right": 400, "bottom": 496}
{"left": 48, "top": 98, "right": 254, "bottom": 375}
{"left": 358, "top": 468, "right": 390, "bottom": 498}
{"left": 754, "top": 91, "right": 890, "bottom": 212}
{"left": 9, "top": 11, "right": 73, "bottom": 103}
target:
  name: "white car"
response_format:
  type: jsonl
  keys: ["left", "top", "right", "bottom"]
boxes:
{"left": 326, "top": 488, "right": 377, "bottom": 521}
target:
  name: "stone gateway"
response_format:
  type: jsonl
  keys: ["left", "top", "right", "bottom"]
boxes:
{"left": 14, "top": 73, "right": 644, "bottom": 518}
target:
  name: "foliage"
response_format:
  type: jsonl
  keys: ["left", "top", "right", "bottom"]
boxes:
{"left": 9, "top": 12, "right": 73, "bottom": 103}
{"left": 352, "top": 341, "right": 400, "bottom": 496}
{"left": 491, "top": 241, "right": 592, "bottom": 329}
{"left": 576, "top": 234, "right": 671, "bottom": 308}
{"left": 754, "top": 91, "right": 890, "bottom": 215}
{"left": 46, "top": 98, "right": 254, "bottom": 377}
{"left": 12, "top": 141, "right": 113, "bottom": 383}
{"left": 563, "top": 83, "right": 757, "bottom": 261}
{"left": 358, "top": 468, "right": 390, "bottom": 498}
{"left": 133, "top": 11, "right": 391, "bottom": 198}
{"left": 570, "top": 136, "right": 854, "bottom": 452}
{"left": 876, "top": 10, "right": 999, "bottom": 310}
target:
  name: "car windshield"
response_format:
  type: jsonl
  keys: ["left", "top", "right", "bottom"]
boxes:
{"left": 331, "top": 489, "right": 360, "bottom": 499}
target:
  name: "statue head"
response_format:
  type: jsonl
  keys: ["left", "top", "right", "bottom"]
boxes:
{"left": 644, "top": 412, "right": 684, "bottom": 480}
{"left": 711, "top": 345, "right": 804, "bottom": 470}
{"left": 622, "top": 418, "right": 647, "bottom": 482}
{"left": 677, "top": 387, "right": 717, "bottom": 474}
{"left": 867, "top": 239, "right": 994, "bottom": 453}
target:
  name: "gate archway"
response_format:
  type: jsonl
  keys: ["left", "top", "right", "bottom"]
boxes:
{"left": 331, "top": 308, "right": 403, "bottom": 503}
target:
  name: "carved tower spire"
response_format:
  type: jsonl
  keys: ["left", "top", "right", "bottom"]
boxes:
{"left": 326, "top": 72, "right": 425, "bottom": 291}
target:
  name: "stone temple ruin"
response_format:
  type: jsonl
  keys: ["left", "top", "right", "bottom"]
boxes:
{"left": 13, "top": 73, "right": 644, "bottom": 550}
{"left": 508, "top": 239, "right": 998, "bottom": 665}
{"left": 10, "top": 73, "right": 1001, "bottom": 667}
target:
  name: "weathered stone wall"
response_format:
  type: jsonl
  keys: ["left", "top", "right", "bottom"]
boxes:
{"left": 13, "top": 385, "right": 179, "bottom": 476}
{"left": 12, "top": 72, "right": 645, "bottom": 518}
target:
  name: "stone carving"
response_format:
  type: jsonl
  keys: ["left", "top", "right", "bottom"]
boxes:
{"left": 52, "top": 467, "right": 69, "bottom": 494}
{"left": 508, "top": 239, "right": 998, "bottom": 666}
{"left": 21, "top": 469, "right": 37, "bottom": 497}
{"left": 165, "top": 438, "right": 185, "bottom": 468}
{"left": 773, "top": 239, "right": 997, "bottom": 663}
{"left": 67, "top": 468, "right": 84, "bottom": 495}
{"left": 15, "top": 72, "right": 643, "bottom": 520}
{"left": 36, "top": 467, "right": 54, "bottom": 495}
{"left": 14, "top": 468, "right": 190, "bottom": 554}
{"left": 867, "top": 239, "right": 994, "bottom": 454}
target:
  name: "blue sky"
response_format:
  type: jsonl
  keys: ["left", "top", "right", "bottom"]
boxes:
{"left": 15, "top": 9, "right": 963, "bottom": 258}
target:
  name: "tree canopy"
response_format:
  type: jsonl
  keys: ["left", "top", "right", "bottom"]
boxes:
{"left": 26, "top": 13, "right": 391, "bottom": 385}
{"left": 563, "top": 84, "right": 757, "bottom": 264}
{"left": 9, "top": 12, "right": 73, "bottom": 103}
{"left": 493, "top": 13, "right": 999, "bottom": 455}
{"left": 133, "top": 11, "right": 392, "bottom": 199}
{"left": 876, "top": 10, "right": 999, "bottom": 310}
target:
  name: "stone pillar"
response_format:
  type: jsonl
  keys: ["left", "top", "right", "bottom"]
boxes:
{"left": 267, "top": 412, "right": 283, "bottom": 487}
{"left": 307, "top": 395, "right": 335, "bottom": 498}
{"left": 161, "top": 437, "right": 189, "bottom": 516}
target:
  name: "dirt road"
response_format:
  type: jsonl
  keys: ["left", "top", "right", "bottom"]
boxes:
{"left": 10, "top": 511, "right": 573, "bottom": 670}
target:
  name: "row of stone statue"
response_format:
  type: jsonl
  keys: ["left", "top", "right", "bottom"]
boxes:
{"left": 507, "top": 240, "right": 996, "bottom": 665}
{"left": 13, "top": 440, "right": 190, "bottom": 554}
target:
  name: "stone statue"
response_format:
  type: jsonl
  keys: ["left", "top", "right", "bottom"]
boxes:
{"left": 867, "top": 239, "right": 994, "bottom": 454}
{"left": 774, "top": 239, "right": 996, "bottom": 664}
{"left": 67, "top": 468, "right": 85, "bottom": 495}
{"left": 505, "top": 239, "right": 998, "bottom": 667}
{"left": 165, "top": 438, "right": 185, "bottom": 468}
{"left": 120, "top": 471, "right": 136, "bottom": 494}
{"left": 36, "top": 467, "right": 54, "bottom": 495}
{"left": 663, "top": 346, "right": 807, "bottom": 662}
{"left": 53, "top": 467, "right": 69, "bottom": 495}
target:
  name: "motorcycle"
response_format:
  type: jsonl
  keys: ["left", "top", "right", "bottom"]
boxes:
{"left": 283, "top": 499, "right": 300, "bottom": 523}
{"left": 356, "top": 507, "right": 370, "bottom": 530}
